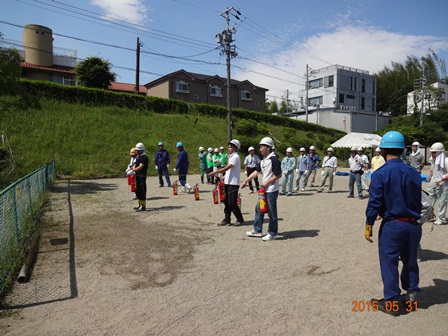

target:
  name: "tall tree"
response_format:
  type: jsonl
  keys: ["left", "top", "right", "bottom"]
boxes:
{"left": 0, "top": 33, "right": 22, "bottom": 94}
{"left": 74, "top": 56, "right": 116, "bottom": 89}
{"left": 269, "top": 100, "right": 279, "bottom": 113}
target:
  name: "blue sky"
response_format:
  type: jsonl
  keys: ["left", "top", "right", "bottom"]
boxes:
{"left": 1, "top": 0, "right": 447, "bottom": 101}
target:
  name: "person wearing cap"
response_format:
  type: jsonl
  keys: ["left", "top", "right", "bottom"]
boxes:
{"left": 365, "top": 131, "right": 422, "bottom": 316}
{"left": 294, "top": 147, "right": 309, "bottom": 192}
{"left": 198, "top": 147, "right": 207, "bottom": 184}
{"left": 206, "top": 147, "right": 214, "bottom": 184}
{"left": 132, "top": 142, "right": 149, "bottom": 211}
{"left": 280, "top": 147, "right": 296, "bottom": 196}
{"left": 348, "top": 146, "right": 365, "bottom": 199}
{"left": 371, "top": 148, "right": 385, "bottom": 172}
{"left": 409, "top": 141, "right": 425, "bottom": 173}
{"left": 125, "top": 148, "right": 138, "bottom": 200}
{"left": 219, "top": 146, "right": 228, "bottom": 167}
{"left": 174, "top": 141, "right": 191, "bottom": 193}
{"left": 305, "top": 145, "right": 321, "bottom": 187}
{"left": 210, "top": 139, "right": 245, "bottom": 226}
{"left": 242, "top": 136, "right": 282, "bottom": 241}
{"left": 317, "top": 147, "right": 337, "bottom": 193}
{"left": 154, "top": 142, "right": 171, "bottom": 188}
{"left": 243, "top": 146, "right": 260, "bottom": 193}
{"left": 357, "top": 147, "right": 370, "bottom": 191}
{"left": 212, "top": 148, "right": 222, "bottom": 185}
{"left": 426, "top": 142, "right": 448, "bottom": 225}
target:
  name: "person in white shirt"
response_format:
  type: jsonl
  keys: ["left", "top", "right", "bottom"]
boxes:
{"left": 348, "top": 146, "right": 365, "bottom": 199}
{"left": 243, "top": 146, "right": 260, "bottom": 193}
{"left": 426, "top": 142, "right": 448, "bottom": 225}
{"left": 280, "top": 147, "right": 296, "bottom": 196}
{"left": 210, "top": 139, "right": 245, "bottom": 226}
{"left": 358, "top": 147, "right": 370, "bottom": 190}
{"left": 317, "top": 147, "right": 337, "bottom": 193}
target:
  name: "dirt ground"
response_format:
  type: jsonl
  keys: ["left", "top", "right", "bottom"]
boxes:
{"left": 0, "top": 167, "right": 447, "bottom": 336}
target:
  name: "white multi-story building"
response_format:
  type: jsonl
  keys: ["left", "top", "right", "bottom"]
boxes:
{"left": 407, "top": 82, "right": 448, "bottom": 115}
{"left": 286, "top": 65, "right": 389, "bottom": 133}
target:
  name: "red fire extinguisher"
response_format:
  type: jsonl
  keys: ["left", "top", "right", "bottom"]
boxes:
{"left": 194, "top": 184, "right": 200, "bottom": 201}
{"left": 258, "top": 187, "right": 268, "bottom": 213}
{"left": 129, "top": 175, "right": 136, "bottom": 192}
{"left": 218, "top": 181, "right": 225, "bottom": 202}
{"left": 237, "top": 194, "right": 242, "bottom": 210}
{"left": 173, "top": 181, "right": 178, "bottom": 195}
{"left": 213, "top": 187, "right": 219, "bottom": 204}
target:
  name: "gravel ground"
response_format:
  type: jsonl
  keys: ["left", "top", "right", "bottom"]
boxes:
{"left": 1, "top": 167, "right": 447, "bottom": 336}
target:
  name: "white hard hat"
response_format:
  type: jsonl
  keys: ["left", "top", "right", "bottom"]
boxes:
{"left": 375, "top": 147, "right": 381, "bottom": 152}
{"left": 412, "top": 142, "right": 420, "bottom": 147}
{"left": 309, "top": 145, "right": 315, "bottom": 150}
{"left": 208, "top": 147, "right": 213, "bottom": 152}
{"left": 199, "top": 146, "right": 204, "bottom": 151}
{"left": 248, "top": 146, "right": 255, "bottom": 151}
{"left": 430, "top": 142, "right": 445, "bottom": 152}
{"left": 357, "top": 147, "right": 363, "bottom": 151}
{"left": 220, "top": 146, "right": 224, "bottom": 150}
{"left": 229, "top": 139, "right": 241, "bottom": 149}
{"left": 259, "top": 137, "right": 274, "bottom": 148}
{"left": 350, "top": 146, "right": 358, "bottom": 151}
{"left": 214, "top": 148, "right": 219, "bottom": 153}
{"left": 286, "top": 147, "right": 293, "bottom": 153}
{"left": 135, "top": 142, "right": 145, "bottom": 151}
{"left": 299, "top": 147, "right": 306, "bottom": 152}
{"left": 327, "top": 147, "right": 334, "bottom": 152}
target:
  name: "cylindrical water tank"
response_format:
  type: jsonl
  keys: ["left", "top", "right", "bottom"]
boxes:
{"left": 23, "top": 24, "right": 53, "bottom": 66}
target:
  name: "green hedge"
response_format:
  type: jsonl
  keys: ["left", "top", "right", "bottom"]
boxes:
{"left": 18, "top": 79, "right": 344, "bottom": 137}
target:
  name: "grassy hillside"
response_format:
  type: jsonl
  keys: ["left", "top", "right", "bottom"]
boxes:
{"left": 0, "top": 96, "right": 344, "bottom": 186}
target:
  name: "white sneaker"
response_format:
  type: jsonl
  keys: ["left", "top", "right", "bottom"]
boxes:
{"left": 434, "top": 219, "right": 446, "bottom": 225}
{"left": 262, "top": 234, "right": 276, "bottom": 241}
{"left": 293, "top": 187, "right": 299, "bottom": 192}
{"left": 301, "top": 188, "right": 305, "bottom": 192}
{"left": 181, "top": 187, "right": 186, "bottom": 193}
{"left": 246, "top": 230, "right": 262, "bottom": 237}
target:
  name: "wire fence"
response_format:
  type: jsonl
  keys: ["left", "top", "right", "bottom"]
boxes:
{"left": 0, "top": 161, "right": 55, "bottom": 295}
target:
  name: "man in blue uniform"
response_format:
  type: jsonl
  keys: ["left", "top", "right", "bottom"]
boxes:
{"left": 365, "top": 131, "right": 422, "bottom": 316}
{"left": 154, "top": 142, "right": 171, "bottom": 187}
{"left": 174, "top": 141, "right": 192, "bottom": 193}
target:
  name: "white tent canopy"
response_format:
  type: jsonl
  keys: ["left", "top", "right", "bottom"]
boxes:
{"left": 331, "top": 132, "right": 382, "bottom": 148}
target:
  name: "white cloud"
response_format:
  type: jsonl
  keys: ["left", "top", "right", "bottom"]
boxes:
{"left": 236, "top": 26, "right": 448, "bottom": 100}
{"left": 90, "top": 0, "right": 148, "bottom": 25}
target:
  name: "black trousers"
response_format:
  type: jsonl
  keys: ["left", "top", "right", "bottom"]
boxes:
{"left": 206, "top": 167, "right": 213, "bottom": 183}
{"left": 136, "top": 175, "right": 147, "bottom": 201}
{"left": 224, "top": 184, "right": 244, "bottom": 222}
{"left": 246, "top": 167, "right": 259, "bottom": 191}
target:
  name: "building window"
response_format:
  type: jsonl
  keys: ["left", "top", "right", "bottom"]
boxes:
{"left": 255, "top": 101, "right": 259, "bottom": 106}
{"left": 210, "top": 85, "right": 222, "bottom": 97}
{"left": 350, "top": 77, "right": 357, "bottom": 91}
{"left": 346, "top": 94, "right": 355, "bottom": 99}
{"left": 361, "top": 79, "right": 365, "bottom": 93}
{"left": 328, "top": 75, "right": 334, "bottom": 87}
{"left": 339, "top": 93, "right": 345, "bottom": 103}
{"left": 361, "top": 97, "right": 365, "bottom": 110}
{"left": 241, "top": 90, "right": 252, "bottom": 101}
{"left": 63, "top": 77, "right": 76, "bottom": 86}
{"left": 309, "top": 78, "right": 323, "bottom": 89}
{"left": 309, "top": 96, "right": 323, "bottom": 106}
{"left": 175, "top": 81, "right": 189, "bottom": 93}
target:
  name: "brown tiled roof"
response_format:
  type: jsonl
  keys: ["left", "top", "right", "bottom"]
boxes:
{"left": 20, "top": 61, "right": 75, "bottom": 74}
{"left": 110, "top": 81, "right": 147, "bottom": 94}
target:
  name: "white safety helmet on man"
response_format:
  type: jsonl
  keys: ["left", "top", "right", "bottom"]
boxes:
{"left": 208, "top": 147, "right": 213, "bottom": 153}
{"left": 412, "top": 142, "right": 420, "bottom": 147}
{"left": 350, "top": 146, "right": 358, "bottom": 151}
{"left": 199, "top": 146, "right": 204, "bottom": 151}
{"left": 327, "top": 147, "right": 334, "bottom": 152}
{"left": 309, "top": 145, "right": 316, "bottom": 151}
{"left": 286, "top": 147, "right": 293, "bottom": 153}
{"left": 379, "top": 131, "right": 405, "bottom": 149}
{"left": 259, "top": 137, "right": 274, "bottom": 148}
{"left": 135, "top": 142, "right": 145, "bottom": 151}
{"left": 375, "top": 147, "right": 381, "bottom": 152}
{"left": 229, "top": 139, "right": 241, "bottom": 150}
{"left": 357, "top": 147, "right": 363, "bottom": 151}
{"left": 300, "top": 147, "right": 306, "bottom": 152}
{"left": 248, "top": 146, "right": 255, "bottom": 151}
{"left": 214, "top": 148, "right": 219, "bottom": 153}
{"left": 430, "top": 142, "right": 445, "bottom": 152}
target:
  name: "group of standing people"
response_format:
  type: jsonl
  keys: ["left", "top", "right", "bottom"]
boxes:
{"left": 200, "top": 147, "right": 228, "bottom": 185}
{"left": 125, "top": 141, "right": 191, "bottom": 211}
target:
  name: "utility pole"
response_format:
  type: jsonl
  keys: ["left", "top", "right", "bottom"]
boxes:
{"left": 413, "top": 64, "right": 426, "bottom": 126}
{"left": 135, "top": 37, "right": 142, "bottom": 94}
{"left": 216, "top": 7, "right": 240, "bottom": 142}
{"left": 305, "top": 64, "right": 309, "bottom": 122}
{"left": 284, "top": 89, "right": 291, "bottom": 115}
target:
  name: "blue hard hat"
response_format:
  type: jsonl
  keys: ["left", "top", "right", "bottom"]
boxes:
{"left": 158, "top": 142, "right": 163, "bottom": 146}
{"left": 379, "top": 131, "right": 405, "bottom": 149}
{"left": 176, "top": 141, "right": 184, "bottom": 147}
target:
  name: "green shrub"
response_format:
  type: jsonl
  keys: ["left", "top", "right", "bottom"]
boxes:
{"left": 235, "top": 119, "right": 258, "bottom": 137}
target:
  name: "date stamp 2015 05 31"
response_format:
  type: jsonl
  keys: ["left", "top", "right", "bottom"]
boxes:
{"left": 351, "top": 300, "right": 418, "bottom": 313}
